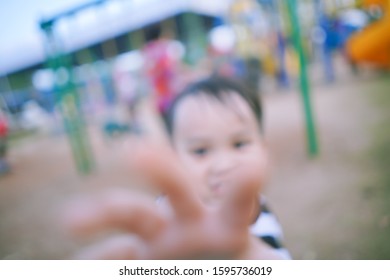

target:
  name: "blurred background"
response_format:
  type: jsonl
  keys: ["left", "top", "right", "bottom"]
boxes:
{"left": 0, "top": 0, "right": 389, "bottom": 259}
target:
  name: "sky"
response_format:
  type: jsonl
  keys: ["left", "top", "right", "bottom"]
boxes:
{"left": 0, "top": 0, "right": 229, "bottom": 75}
{"left": 0, "top": 0, "right": 91, "bottom": 74}
{"left": 0, "top": 0, "right": 163, "bottom": 74}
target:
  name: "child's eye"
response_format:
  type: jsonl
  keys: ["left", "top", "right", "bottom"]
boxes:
{"left": 234, "top": 140, "right": 249, "bottom": 149}
{"left": 192, "top": 147, "right": 209, "bottom": 156}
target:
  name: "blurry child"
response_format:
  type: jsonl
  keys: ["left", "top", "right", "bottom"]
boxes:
{"left": 66, "top": 75, "right": 289, "bottom": 260}
{"left": 162, "top": 75, "right": 290, "bottom": 259}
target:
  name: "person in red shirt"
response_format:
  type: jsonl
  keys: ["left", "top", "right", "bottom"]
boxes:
{"left": 142, "top": 24, "right": 180, "bottom": 115}
{"left": 0, "top": 110, "right": 10, "bottom": 174}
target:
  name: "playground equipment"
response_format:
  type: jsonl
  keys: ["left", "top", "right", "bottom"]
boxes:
{"left": 347, "top": 0, "right": 390, "bottom": 68}
{"left": 227, "top": 0, "right": 319, "bottom": 156}
{"left": 39, "top": 1, "right": 111, "bottom": 174}
{"left": 284, "top": 0, "right": 319, "bottom": 156}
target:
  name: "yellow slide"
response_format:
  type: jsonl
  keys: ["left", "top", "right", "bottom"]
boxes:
{"left": 347, "top": 0, "right": 390, "bottom": 68}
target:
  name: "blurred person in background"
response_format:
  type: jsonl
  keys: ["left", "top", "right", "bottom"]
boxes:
{"left": 142, "top": 23, "right": 182, "bottom": 116}
{"left": 228, "top": 0, "right": 266, "bottom": 96}
{"left": 0, "top": 109, "right": 10, "bottom": 175}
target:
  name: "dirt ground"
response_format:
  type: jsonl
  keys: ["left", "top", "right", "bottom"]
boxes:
{"left": 264, "top": 63, "right": 390, "bottom": 260}
{"left": 1, "top": 58, "right": 389, "bottom": 259}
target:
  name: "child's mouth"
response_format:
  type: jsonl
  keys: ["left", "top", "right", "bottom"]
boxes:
{"left": 209, "top": 182, "right": 225, "bottom": 195}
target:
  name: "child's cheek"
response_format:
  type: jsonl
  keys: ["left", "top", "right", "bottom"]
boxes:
{"left": 241, "top": 153, "right": 268, "bottom": 191}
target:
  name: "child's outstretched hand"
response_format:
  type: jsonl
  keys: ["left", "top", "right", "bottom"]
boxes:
{"left": 64, "top": 139, "right": 280, "bottom": 260}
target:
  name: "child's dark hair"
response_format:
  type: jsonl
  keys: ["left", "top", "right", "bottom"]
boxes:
{"left": 163, "top": 75, "right": 263, "bottom": 136}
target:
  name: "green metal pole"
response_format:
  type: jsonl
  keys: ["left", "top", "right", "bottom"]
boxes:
{"left": 41, "top": 23, "right": 94, "bottom": 174}
{"left": 130, "top": 28, "right": 146, "bottom": 50}
{"left": 182, "top": 13, "right": 207, "bottom": 65}
{"left": 285, "top": 0, "right": 319, "bottom": 156}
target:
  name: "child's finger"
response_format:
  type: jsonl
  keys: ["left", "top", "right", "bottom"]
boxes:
{"left": 218, "top": 166, "right": 260, "bottom": 229}
{"left": 63, "top": 190, "right": 165, "bottom": 240}
{"left": 73, "top": 235, "right": 143, "bottom": 260}
{"left": 128, "top": 138, "right": 204, "bottom": 221}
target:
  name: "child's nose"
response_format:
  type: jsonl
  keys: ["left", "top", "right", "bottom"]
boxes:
{"left": 210, "top": 153, "right": 237, "bottom": 175}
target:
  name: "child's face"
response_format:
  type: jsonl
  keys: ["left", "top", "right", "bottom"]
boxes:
{"left": 172, "top": 92, "right": 268, "bottom": 202}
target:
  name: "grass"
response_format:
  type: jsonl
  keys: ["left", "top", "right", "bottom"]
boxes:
{"left": 357, "top": 74, "right": 390, "bottom": 259}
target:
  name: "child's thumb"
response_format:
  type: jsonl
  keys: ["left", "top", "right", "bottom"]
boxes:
{"left": 218, "top": 165, "right": 260, "bottom": 229}
{"left": 126, "top": 137, "right": 203, "bottom": 220}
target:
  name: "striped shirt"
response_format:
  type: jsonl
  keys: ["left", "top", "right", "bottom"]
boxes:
{"left": 250, "top": 196, "right": 291, "bottom": 259}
